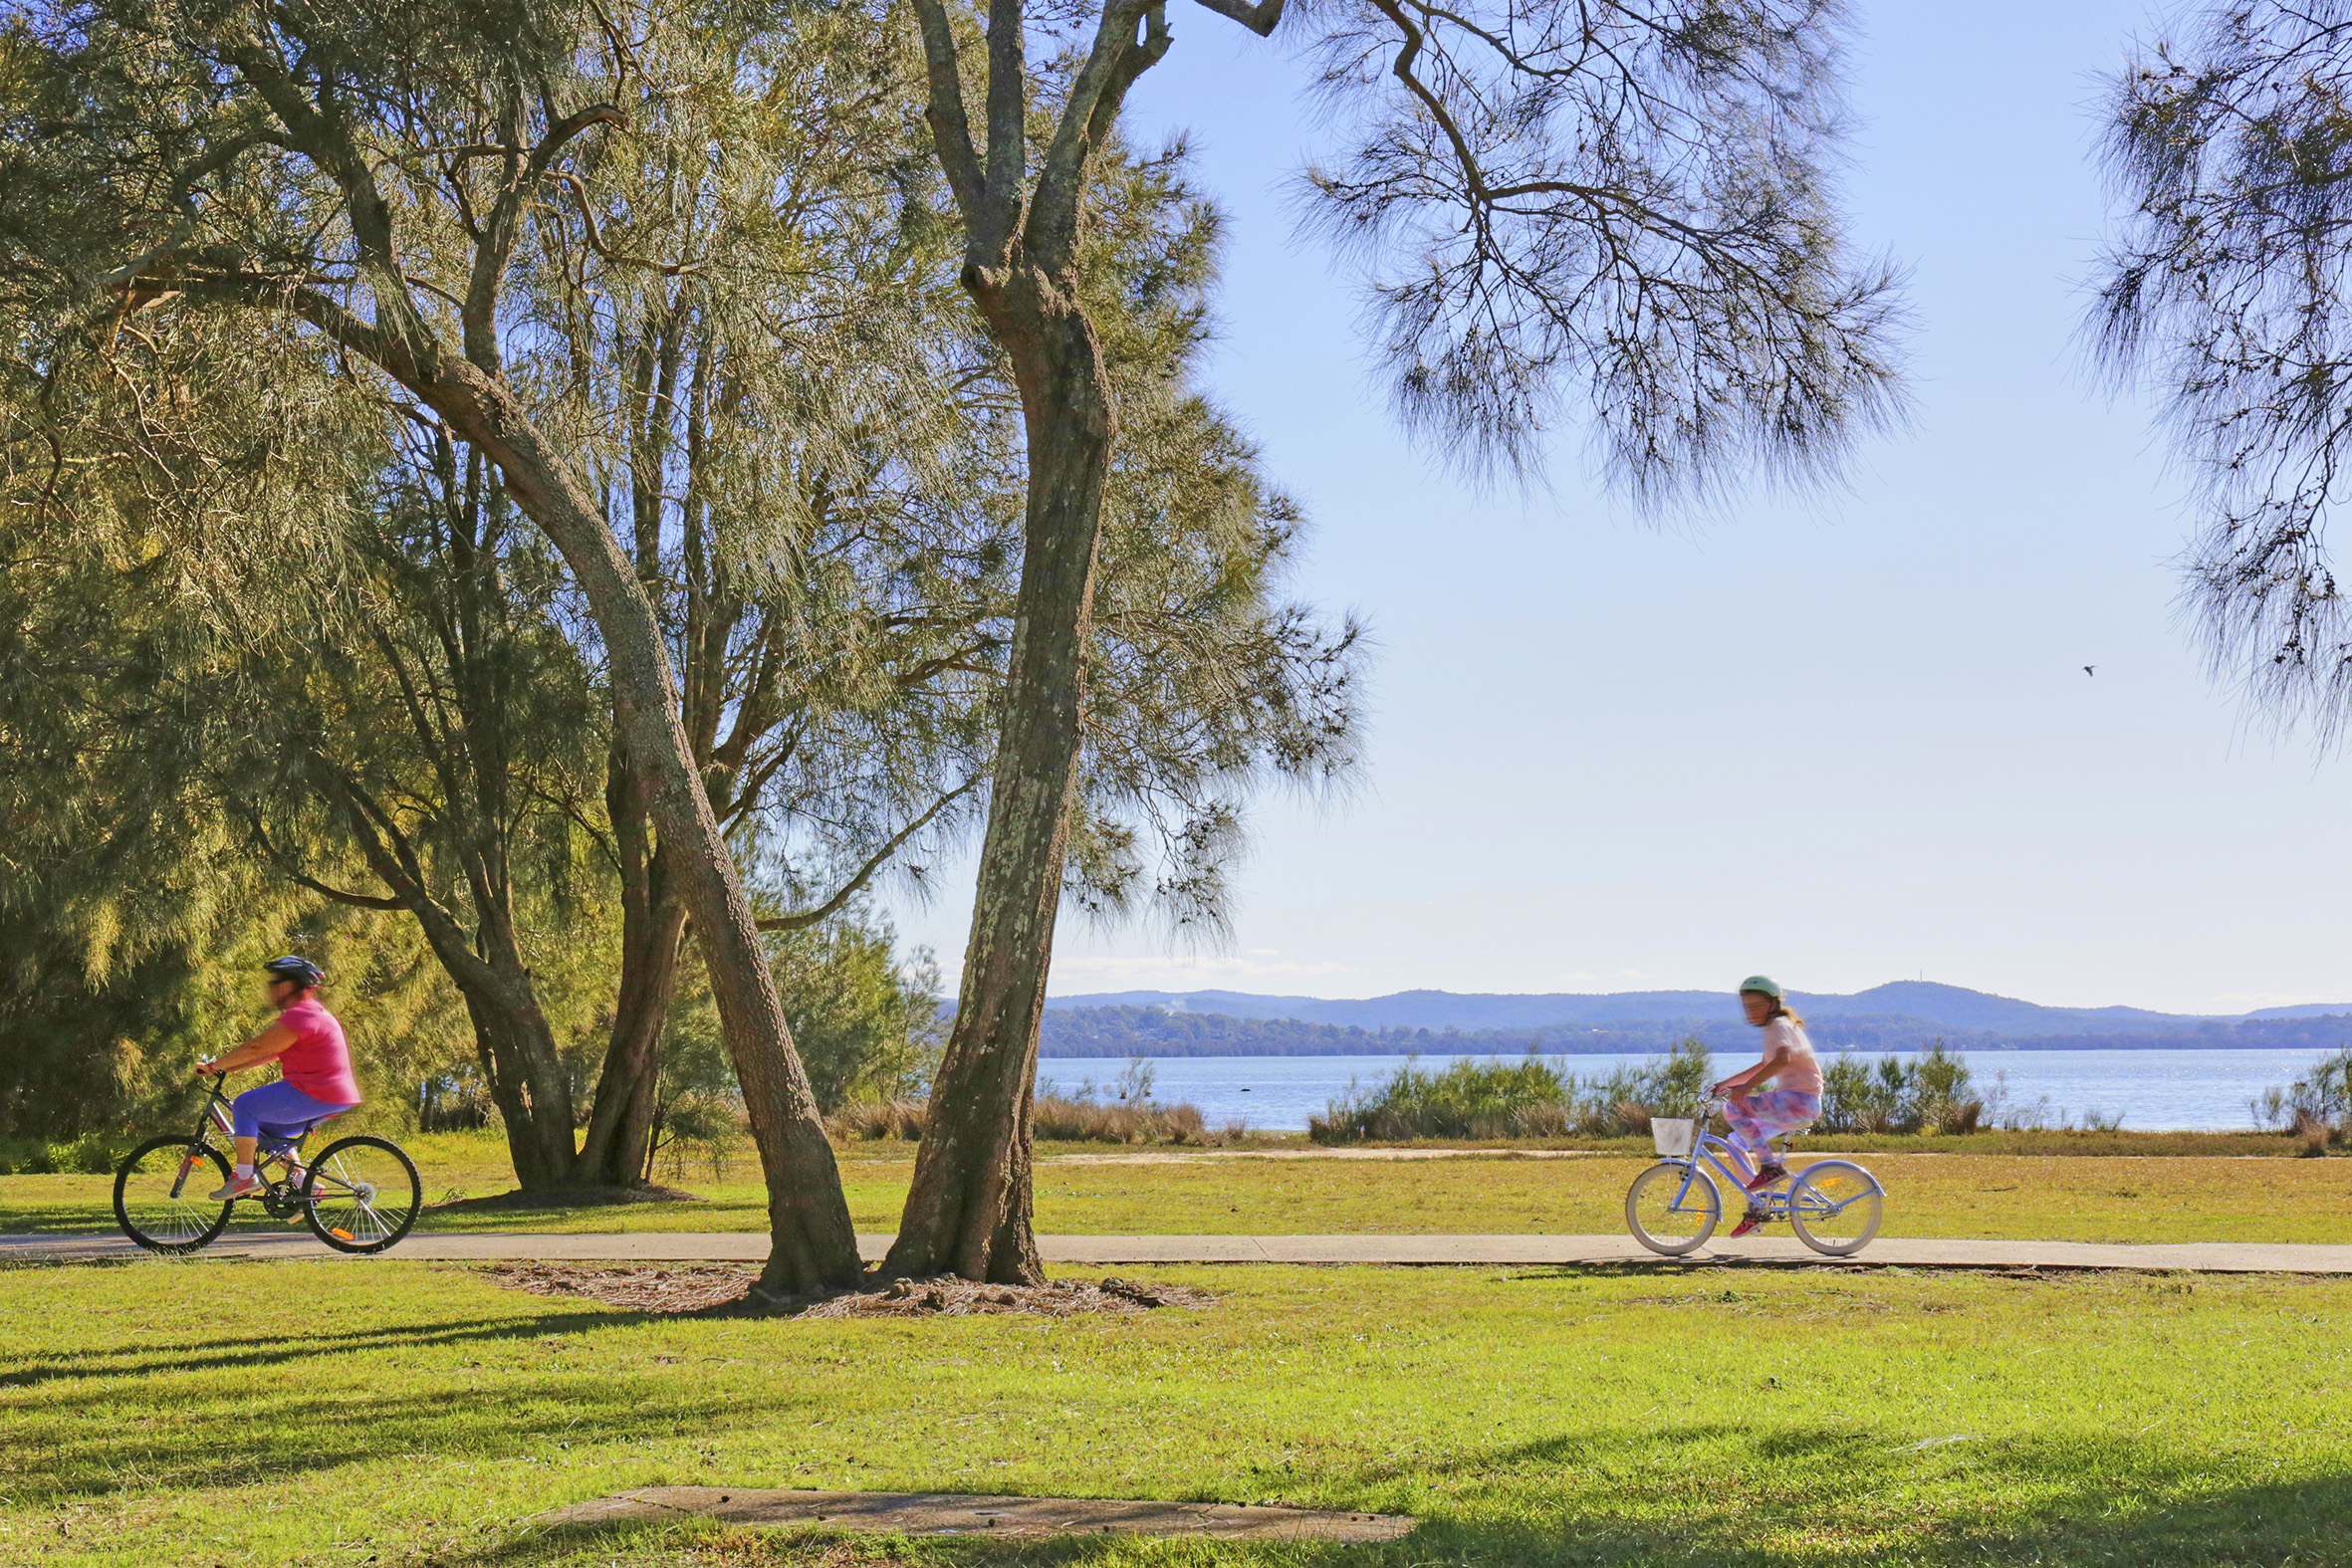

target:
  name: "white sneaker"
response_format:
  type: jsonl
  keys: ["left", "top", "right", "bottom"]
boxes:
{"left": 207, "top": 1175, "right": 261, "bottom": 1202}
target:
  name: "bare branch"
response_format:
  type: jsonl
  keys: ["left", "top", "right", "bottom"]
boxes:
{"left": 756, "top": 778, "right": 982, "bottom": 933}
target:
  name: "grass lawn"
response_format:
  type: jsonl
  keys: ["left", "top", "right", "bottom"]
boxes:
{"left": 5, "top": 1133, "right": 2350, "bottom": 1244}
{"left": 1, "top": 1257, "right": 2347, "bottom": 1567}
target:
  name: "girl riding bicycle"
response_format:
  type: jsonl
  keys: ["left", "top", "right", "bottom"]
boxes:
{"left": 1712, "top": 975, "right": 1820, "bottom": 1238}
{"left": 194, "top": 956, "right": 362, "bottom": 1201}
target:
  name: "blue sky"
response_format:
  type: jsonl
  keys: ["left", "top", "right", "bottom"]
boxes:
{"left": 892, "top": 0, "right": 2352, "bottom": 1017}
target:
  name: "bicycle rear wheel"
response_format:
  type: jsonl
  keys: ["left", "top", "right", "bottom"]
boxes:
{"left": 114, "top": 1137, "right": 234, "bottom": 1254}
{"left": 301, "top": 1136, "right": 421, "bottom": 1254}
{"left": 1625, "top": 1161, "right": 1722, "bottom": 1255}
{"left": 1788, "top": 1160, "right": 1883, "bottom": 1255}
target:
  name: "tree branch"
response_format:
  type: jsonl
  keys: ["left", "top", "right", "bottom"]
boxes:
{"left": 911, "top": 0, "right": 988, "bottom": 221}
{"left": 754, "top": 778, "right": 982, "bottom": 933}
{"left": 1188, "top": 0, "right": 1285, "bottom": 36}
{"left": 1030, "top": 0, "right": 1166, "bottom": 272}
{"left": 978, "top": 0, "right": 1029, "bottom": 260}
{"left": 242, "top": 809, "right": 405, "bottom": 909}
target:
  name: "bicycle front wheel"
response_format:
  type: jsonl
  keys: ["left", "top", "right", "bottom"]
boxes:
{"left": 1788, "top": 1160, "right": 1883, "bottom": 1255}
{"left": 301, "top": 1136, "right": 421, "bottom": 1254}
{"left": 115, "top": 1137, "right": 234, "bottom": 1254}
{"left": 1626, "top": 1161, "right": 1722, "bottom": 1255}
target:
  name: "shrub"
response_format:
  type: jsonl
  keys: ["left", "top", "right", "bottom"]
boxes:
{"left": 2250, "top": 1046, "right": 2351, "bottom": 1147}
{"left": 1309, "top": 1038, "right": 1715, "bottom": 1143}
{"left": 0, "top": 1132, "right": 132, "bottom": 1175}
{"left": 1818, "top": 1041, "right": 1987, "bottom": 1134}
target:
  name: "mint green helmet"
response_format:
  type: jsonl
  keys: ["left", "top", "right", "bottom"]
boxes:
{"left": 1738, "top": 975, "right": 1782, "bottom": 1000}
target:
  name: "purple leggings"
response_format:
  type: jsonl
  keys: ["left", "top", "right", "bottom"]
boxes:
{"left": 232, "top": 1080, "right": 355, "bottom": 1152}
{"left": 1726, "top": 1090, "right": 1819, "bottom": 1159}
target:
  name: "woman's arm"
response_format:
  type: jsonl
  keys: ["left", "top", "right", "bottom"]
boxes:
{"left": 196, "top": 1020, "right": 299, "bottom": 1077}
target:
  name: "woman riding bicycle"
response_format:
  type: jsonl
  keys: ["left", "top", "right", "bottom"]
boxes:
{"left": 193, "top": 956, "right": 362, "bottom": 1201}
{"left": 1712, "top": 975, "right": 1820, "bottom": 1238}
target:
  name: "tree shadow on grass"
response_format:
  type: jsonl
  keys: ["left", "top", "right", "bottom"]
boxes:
{"left": 0, "top": 1293, "right": 828, "bottom": 1505}
{"left": 0, "top": 1303, "right": 634, "bottom": 1391}
{"left": 430, "top": 1425, "right": 2352, "bottom": 1568}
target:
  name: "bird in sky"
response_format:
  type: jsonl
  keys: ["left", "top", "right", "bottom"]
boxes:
{"left": 2083, "top": 665, "right": 2096, "bottom": 677}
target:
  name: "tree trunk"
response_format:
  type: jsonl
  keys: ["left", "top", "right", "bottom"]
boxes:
{"left": 384, "top": 354, "right": 863, "bottom": 1293}
{"left": 456, "top": 983, "right": 578, "bottom": 1190}
{"left": 576, "top": 882, "right": 691, "bottom": 1187}
{"left": 883, "top": 268, "right": 1114, "bottom": 1284}
{"left": 311, "top": 774, "right": 585, "bottom": 1192}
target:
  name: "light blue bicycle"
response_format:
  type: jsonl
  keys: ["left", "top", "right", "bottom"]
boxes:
{"left": 1624, "top": 1095, "right": 1884, "bottom": 1257}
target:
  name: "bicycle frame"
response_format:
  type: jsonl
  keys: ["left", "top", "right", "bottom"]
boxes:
{"left": 167, "top": 1073, "right": 326, "bottom": 1207}
{"left": 1652, "top": 1098, "right": 1816, "bottom": 1222}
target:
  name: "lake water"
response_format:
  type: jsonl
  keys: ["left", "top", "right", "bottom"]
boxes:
{"left": 1039, "top": 1048, "right": 2324, "bottom": 1134}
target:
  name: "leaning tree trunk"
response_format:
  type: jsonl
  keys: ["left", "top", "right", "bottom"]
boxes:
{"left": 317, "top": 773, "right": 583, "bottom": 1190}
{"left": 884, "top": 270, "right": 1114, "bottom": 1284}
{"left": 456, "top": 986, "right": 578, "bottom": 1190}
{"left": 378, "top": 350, "right": 863, "bottom": 1293}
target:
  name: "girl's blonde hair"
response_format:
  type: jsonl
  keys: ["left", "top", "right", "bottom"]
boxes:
{"left": 1748, "top": 993, "right": 1806, "bottom": 1028}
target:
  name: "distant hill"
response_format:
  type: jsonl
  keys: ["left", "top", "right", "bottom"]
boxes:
{"left": 1036, "top": 1004, "right": 2352, "bottom": 1058}
{"left": 1033, "top": 980, "right": 2352, "bottom": 1056}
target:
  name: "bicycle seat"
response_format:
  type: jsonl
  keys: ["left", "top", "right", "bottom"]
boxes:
{"left": 257, "top": 1110, "right": 346, "bottom": 1154}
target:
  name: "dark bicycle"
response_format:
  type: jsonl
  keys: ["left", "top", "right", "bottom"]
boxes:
{"left": 113, "top": 1072, "right": 421, "bottom": 1255}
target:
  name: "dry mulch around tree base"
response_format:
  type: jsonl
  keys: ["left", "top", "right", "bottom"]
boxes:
{"left": 477, "top": 1260, "right": 1217, "bottom": 1318}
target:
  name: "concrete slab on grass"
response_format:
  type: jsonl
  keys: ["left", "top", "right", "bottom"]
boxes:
{"left": 537, "top": 1486, "right": 1415, "bottom": 1542}
{"left": 10, "top": 1231, "right": 2352, "bottom": 1272}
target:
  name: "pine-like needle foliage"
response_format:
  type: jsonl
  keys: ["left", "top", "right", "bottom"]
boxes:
{"left": 1296, "top": 0, "right": 1909, "bottom": 502}
{"left": 2093, "top": 1, "right": 2352, "bottom": 742}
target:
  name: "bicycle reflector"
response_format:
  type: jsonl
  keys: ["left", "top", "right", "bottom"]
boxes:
{"left": 332, "top": 1229, "right": 354, "bottom": 1240}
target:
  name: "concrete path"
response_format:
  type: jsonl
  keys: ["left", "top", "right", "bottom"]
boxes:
{"left": 9, "top": 1230, "right": 2352, "bottom": 1272}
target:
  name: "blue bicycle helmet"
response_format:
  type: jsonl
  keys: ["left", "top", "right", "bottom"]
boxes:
{"left": 263, "top": 954, "right": 326, "bottom": 990}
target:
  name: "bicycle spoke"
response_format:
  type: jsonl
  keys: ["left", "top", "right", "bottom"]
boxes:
{"left": 301, "top": 1136, "right": 420, "bottom": 1252}
{"left": 1626, "top": 1161, "right": 1721, "bottom": 1255}
{"left": 115, "top": 1138, "right": 233, "bottom": 1253}
{"left": 1788, "top": 1161, "right": 1883, "bottom": 1254}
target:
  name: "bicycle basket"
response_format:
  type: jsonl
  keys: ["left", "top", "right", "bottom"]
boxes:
{"left": 1651, "top": 1118, "right": 1695, "bottom": 1158}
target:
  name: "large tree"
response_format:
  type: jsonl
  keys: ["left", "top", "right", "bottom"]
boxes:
{"left": 540, "top": 39, "right": 1361, "bottom": 1191}
{"left": 887, "top": 0, "right": 1907, "bottom": 1280}
{"left": 0, "top": 0, "right": 861, "bottom": 1290}
{"left": 2092, "top": 0, "right": 2352, "bottom": 736}
{"left": 237, "top": 420, "right": 613, "bottom": 1191}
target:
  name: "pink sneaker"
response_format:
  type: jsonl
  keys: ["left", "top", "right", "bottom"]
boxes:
{"left": 1728, "top": 1210, "right": 1767, "bottom": 1239}
{"left": 1744, "top": 1162, "right": 1789, "bottom": 1193}
{"left": 207, "top": 1174, "right": 261, "bottom": 1202}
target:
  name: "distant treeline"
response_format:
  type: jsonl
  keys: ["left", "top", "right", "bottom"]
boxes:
{"left": 1035, "top": 1005, "right": 2352, "bottom": 1058}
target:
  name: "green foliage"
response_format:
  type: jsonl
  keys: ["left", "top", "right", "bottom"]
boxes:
{"left": 1311, "top": 1039, "right": 1716, "bottom": 1142}
{"left": 1818, "top": 1041, "right": 1985, "bottom": 1134}
{"left": 0, "top": 0, "right": 1363, "bottom": 1204}
{"left": 768, "top": 910, "right": 944, "bottom": 1114}
{"left": 1063, "top": 136, "right": 1365, "bottom": 935}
